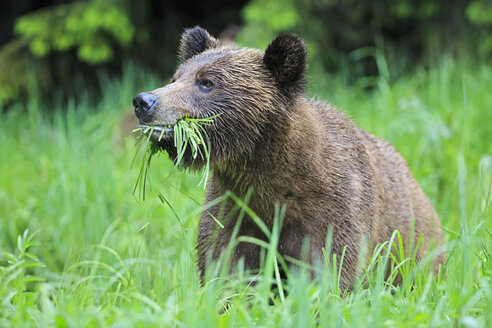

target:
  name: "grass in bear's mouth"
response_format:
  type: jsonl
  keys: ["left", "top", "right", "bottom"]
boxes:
{"left": 132, "top": 116, "right": 218, "bottom": 200}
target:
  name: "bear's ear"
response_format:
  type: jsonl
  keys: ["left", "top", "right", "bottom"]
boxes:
{"left": 179, "top": 26, "right": 220, "bottom": 61}
{"left": 263, "top": 34, "right": 307, "bottom": 93}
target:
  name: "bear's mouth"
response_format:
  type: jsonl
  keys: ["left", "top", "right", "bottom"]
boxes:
{"left": 140, "top": 124, "right": 174, "bottom": 141}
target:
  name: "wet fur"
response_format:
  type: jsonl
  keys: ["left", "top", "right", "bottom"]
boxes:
{"left": 137, "top": 26, "right": 445, "bottom": 290}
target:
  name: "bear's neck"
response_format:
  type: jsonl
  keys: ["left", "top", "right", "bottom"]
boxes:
{"left": 211, "top": 98, "right": 325, "bottom": 220}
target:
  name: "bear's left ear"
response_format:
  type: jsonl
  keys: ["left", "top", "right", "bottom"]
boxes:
{"left": 179, "top": 26, "right": 220, "bottom": 61}
{"left": 263, "top": 34, "right": 307, "bottom": 93}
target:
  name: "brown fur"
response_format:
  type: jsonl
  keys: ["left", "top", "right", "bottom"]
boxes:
{"left": 135, "top": 26, "right": 445, "bottom": 290}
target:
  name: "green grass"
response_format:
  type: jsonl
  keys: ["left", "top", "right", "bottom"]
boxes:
{"left": 0, "top": 59, "right": 491, "bottom": 327}
{"left": 133, "top": 115, "right": 217, "bottom": 201}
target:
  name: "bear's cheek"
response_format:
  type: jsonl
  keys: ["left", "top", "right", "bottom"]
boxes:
{"left": 189, "top": 92, "right": 220, "bottom": 117}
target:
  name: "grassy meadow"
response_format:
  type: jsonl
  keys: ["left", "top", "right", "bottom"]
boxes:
{"left": 0, "top": 59, "right": 491, "bottom": 327}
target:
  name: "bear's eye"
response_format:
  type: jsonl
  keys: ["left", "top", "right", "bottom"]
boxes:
{"left": 198, "top": 79, "right": 214, "bottom": 92}
{"left": 170, "top": 77, "right": 176, "bottom": 83}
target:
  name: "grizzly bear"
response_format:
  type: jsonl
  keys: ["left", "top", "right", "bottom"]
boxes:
{"left": 133, "top": 26, "right": 445, "bottom": 290}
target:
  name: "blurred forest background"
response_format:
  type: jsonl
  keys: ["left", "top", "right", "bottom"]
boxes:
{"left": 1, "top": 0, "right": 491, "bottom": 107}
{"left": 1, "top": 1, "right": 492, "bottom": 326}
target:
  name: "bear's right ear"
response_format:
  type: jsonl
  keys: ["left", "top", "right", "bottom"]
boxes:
{"left": 263, "top": 34, "right": 307, "bottom": 93}
{"left": 179, "top": 26, "right": 220, "bottom": 61}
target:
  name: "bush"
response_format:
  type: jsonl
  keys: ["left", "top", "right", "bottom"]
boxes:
{"left": 14, "top": 0, "right": 134, "bottom": 64}
{"left": 239, "top": 0, "right": 492, "bottom": 80}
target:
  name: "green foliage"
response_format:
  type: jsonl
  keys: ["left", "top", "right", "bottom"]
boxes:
{"left": 467, "top": 0, "right": 492, "bottom": 24}
{"left": 133, "top": 116, "right": 216, "bottom": 201}
{"left": 0, "top": 230, "right": 44, "bottom": 323}
{"left": 240, "top": 0, "right": 300, "bottom": 48}
{"left": 172, "top": 117, "right": 215, "bottom": 188}
{"left": 239, "top": 0, "right": 492, "bottom": 76}
{"left": 0, "top": 60, "right": 491, "bottom": 326}
{"left": 466, "top": 0, "right": 492, "bottom": 55}
{"left": 132, "top": 126, "right": 162, "bottom": 201}
{"left": 0, "top": 0, "right": 138, "bottom": 105}
{"left": 14, "top": 0, "right": 134, "bottom": 64}
{"left": 0, "top": 40, "right": 29, "bottom": 104}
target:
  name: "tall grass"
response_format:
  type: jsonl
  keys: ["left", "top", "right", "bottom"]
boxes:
{"left": 133, "top": 115, "right": 217, "bottom": 201}
{"left": 0, "top": 59, "right": 491, "bottom": 327}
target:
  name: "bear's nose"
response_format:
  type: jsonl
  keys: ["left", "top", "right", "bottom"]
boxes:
{"left": 133, "top": 92, "right": 158, "bottom": 119}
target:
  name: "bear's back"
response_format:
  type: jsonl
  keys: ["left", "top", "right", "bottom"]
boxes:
{"left": 312, "top": 99, "right": 443, "bottom": 259}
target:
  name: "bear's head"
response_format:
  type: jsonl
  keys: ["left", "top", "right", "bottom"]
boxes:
{"left": 133, "top": 26, "right": 307, "bottom": 168}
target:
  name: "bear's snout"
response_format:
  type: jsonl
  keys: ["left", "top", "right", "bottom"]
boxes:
{"left": 133, "top": 92, "right": 159, "bottom": 121}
